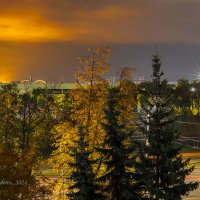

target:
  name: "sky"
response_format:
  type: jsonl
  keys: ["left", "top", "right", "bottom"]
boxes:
{"left": 0, "top": 0, "right": 200, "bottom": 82}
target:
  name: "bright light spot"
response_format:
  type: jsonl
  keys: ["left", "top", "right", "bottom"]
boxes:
{"left": 0, "top": 66, "right": 17, "bottom": 83}
{"left": 193, "top": 69, "right": 200, "bottom": 80}
{"left": 191, "top": 87, "right": 196, "bottom": 92}
{"left": 0, "top": 16, "right": 72, "bottom": 42}
{"left": 0, "top": 75, "right": 11, "bottom": 83}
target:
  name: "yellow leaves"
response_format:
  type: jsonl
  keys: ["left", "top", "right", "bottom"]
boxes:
{"left": 117, "top": 80, "right": 138, "bottom": 127}
{"left": 0, "top": 145, "right": 40, "bottom": 199}
{"left": 50, "top": 123, "right": 78, "bottom": 169}
{"left": 76, "top": 47, "right": 111, "bottom": 84}
{"left": 51, "top": 48, "right": 111, "bottom": 180}
{"left": 0, "top": 93, "right": 14, "bottom": 108}
{"left": 50, "top": 47, "right": 138, "bottom": 193}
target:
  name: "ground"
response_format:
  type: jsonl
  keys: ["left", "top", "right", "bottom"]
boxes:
{"left": 36, "top": 152, "right": 200, "bottom": 199}
{"left": 183, "top": 152, "right": 200, "bottom": 200}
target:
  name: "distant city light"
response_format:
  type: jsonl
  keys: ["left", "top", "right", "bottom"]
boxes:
{"left": 193, "top": 71, "right": 200, "bottom": 80}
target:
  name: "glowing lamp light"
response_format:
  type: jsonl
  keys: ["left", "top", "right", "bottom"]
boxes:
{"left": 193, "top": 70, "right": 200, "bottom": 80}
{"left": 191, "top": 87, "right": 196, "bottom": 92}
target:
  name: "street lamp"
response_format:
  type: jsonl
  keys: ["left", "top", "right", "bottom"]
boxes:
{"left": 190, "top": 87, "right": 196, "bottom": 114}
{"left": 191, "top": 87, "right": 196, "bottom": 93}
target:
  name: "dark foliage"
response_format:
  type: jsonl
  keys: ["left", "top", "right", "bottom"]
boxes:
{"left": 97, "top": 87, "right": 140, "bottom": 200}
{"left": 67, "top": 126, "right": 104, "bottom": 200}
{"left": 134, "top": 54, "right": 199, "bottom": 199}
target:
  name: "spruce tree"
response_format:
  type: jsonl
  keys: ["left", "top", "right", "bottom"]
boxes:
{"left": 98, "top": 87, "right": 139, "bottom": 200}
{"left": 134, "top": 54, "right": 199, "bottom": 199}
{"left": 67, "top": 126, "right": 103, "bottom": 200}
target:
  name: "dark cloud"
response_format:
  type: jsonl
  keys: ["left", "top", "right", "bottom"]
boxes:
{"left": 0, "top": 42, "right": 199, "bottom": 82}
{"left": 0, "top": 0, "right": 200, "bottom": 43}
{"left": 0, "top": 0, "right": 199, "bottom": 81}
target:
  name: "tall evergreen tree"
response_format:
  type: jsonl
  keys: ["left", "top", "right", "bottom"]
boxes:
{"left": 134, "top": 54, "right": 199, "bottom": 199}
{"left": 98, "top": 87, "right": 139, "bottom": 200}
{"left": 67, "top": 126, "right": 103, "bottom": 200}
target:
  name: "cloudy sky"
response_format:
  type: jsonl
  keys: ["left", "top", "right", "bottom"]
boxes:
{"left": 0, "top": 0, "right": 200, "bottom": 82}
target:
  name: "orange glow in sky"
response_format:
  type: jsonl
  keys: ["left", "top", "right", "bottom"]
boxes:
{"left": 0, "top": 66, "right": 16, "bottom": 82}
{"left": 0, "top": 0, "right": 199, "bottom": 82}
{"left": 0, "top": 16, "right": 69, "bottom": 42}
